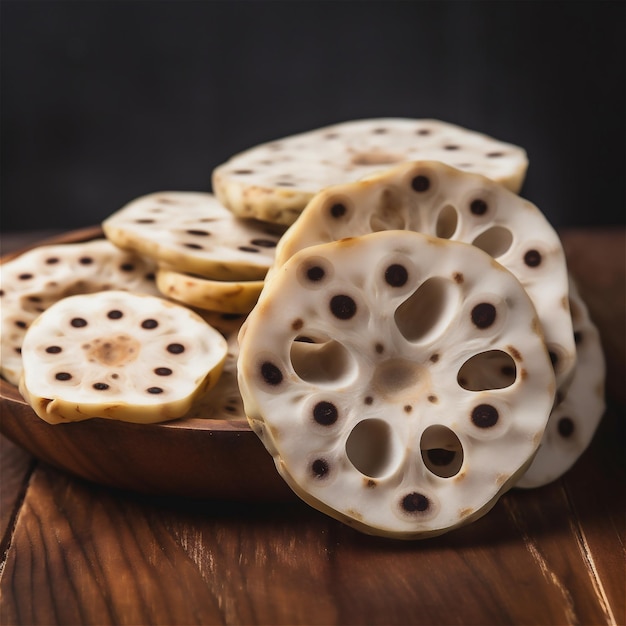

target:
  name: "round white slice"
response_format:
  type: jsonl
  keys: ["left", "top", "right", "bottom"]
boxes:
{"left": 156, "top": 266, "right": 263, "bottom": 314}
{"left": 272, "top": 160, "right": 575, "bottom": 391}
{"left": 102, "top": 191, "right": 284, "bottom": 280}
{"left": 517, "top": 278, "right": 605, "bottom": 488}
{"left": 212, "top": 118, "right": 528, "bottom": 225}
{"left": 19, "top": 291, "right": 228, "bottom": 425}
{"left": 238, "top": 231, "right": 555, "bottom": 539}
{"left": 0, "top": 239, "right": 159, "bottom": 386}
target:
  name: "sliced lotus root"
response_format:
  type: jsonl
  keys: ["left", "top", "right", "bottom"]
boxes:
{"left": 212, "top": 118, "right": 528, "bottom": 226}
{"left": 272, "top": 160, "right": 575, "bottom": 391}
{"left": 156, "top": 266, "right": 263, "bottom": 314}
{"left": 19, "top": 291, "right": 228, "bottom": 425}
{"left": 238, "top": 231, "right": 555, "bottom": 538}
{"left": 0, "top": 239, "right": 159, "bottom": 385}
{"left": 517, "top": 278, "right": 605, "bottom": 488}
{"left": 102, "top": 191, "right": 284, "bottom": 280}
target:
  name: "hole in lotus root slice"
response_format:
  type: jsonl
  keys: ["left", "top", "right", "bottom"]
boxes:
{"left": 155, "top": 266, "right": 264, "bottom": 314}
{"left": 395, "top": 277, "right": 461, "bottom": 343}
{"left": 102, "top": 191, "right": 284, "bottom": 281}
{"left": 18, "top": 291, "right": 228, "bottom": 425}
{"left": 420, "top": 425, "right": 464, "bottom": 478}
{"left": 211, "top": 119, "right": 528, "bottom": 228}
{"left": 457, "top": 350, "right": 517, "bottom": 391}
{"left": 271, "top": 159, "right": 574, "bottom": 392}
{"left": 346, "top": 419, "right": 402, "bottom": 478}
{"left": 238, "top": 231, "right": 555, "bottom": 538}
{"left": 516, "top": 278, "right": 606, "bottom": 488}
{"left": 0, "top": 239, "right": 159, "bottom": 386}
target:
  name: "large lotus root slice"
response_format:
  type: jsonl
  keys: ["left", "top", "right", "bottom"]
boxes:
{"left": 517, "top": 278, "right": 605, "bottom": 488}
{"left": 19, "top": 291, "right": 228, "bottom": 425}
{"left": 272, "top": 160, "right": 575, "bottom": 391}
{"left": 212, "top": 118, "right": 528, "bottom": 226}
{"left": 238, "top": 231, "right": 555, "bottom": 538}
{"left": 0, "top": 239, "right": 159, "bottom": 385}
{"left": 156, "top": 266, "right": 264, "bottom": 314}
{"left": 102, "top": 191, "right": 284, "bottom": 280}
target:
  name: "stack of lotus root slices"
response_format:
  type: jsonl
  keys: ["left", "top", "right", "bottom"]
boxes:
{"left": 0, "top": 118, "right": 605, "bottom": 539}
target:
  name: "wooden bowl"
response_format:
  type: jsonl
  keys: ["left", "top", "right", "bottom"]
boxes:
{"left": 0, "top": 227, "right": 293, "bottom": 500}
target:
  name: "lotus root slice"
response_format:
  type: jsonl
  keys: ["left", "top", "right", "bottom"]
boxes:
{"left": 212, "top": 118, "right": 528, "bottom": 226}
{"left": 19, "top": 291, "right": 228, "bottom": 424}
{"left": 238, "top": 231, "right": 556, "bottom": 538}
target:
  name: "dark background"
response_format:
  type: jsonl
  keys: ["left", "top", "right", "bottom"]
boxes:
{"left": 1, "top": 0, "right": 624, "bottom": 234}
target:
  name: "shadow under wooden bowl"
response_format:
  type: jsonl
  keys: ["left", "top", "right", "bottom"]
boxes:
{"left": 0, "top": 227, "right": 293, "bottom": 501}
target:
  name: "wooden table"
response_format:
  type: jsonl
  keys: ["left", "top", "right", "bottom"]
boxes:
{"left": 1, "top": 228, "right": 624, "bottom": 626}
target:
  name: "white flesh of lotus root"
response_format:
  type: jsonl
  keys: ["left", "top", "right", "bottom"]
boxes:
{"left": 0, "top": 239, "right": 159, "bottom": 386}
{"left": 238, "top": 231, "right": 555, "bottom": 539}
{"left": 156, "top": 266, "right": 264, "bottom": 314}
{"left": 19, "top": 291, "right": 228, "bottom": 425}
{"left": 212, "top": 118, "right": 528, "bottom": 226}
{"left": 517, "top": 278, "right": 605, "bottom": 488}
{"left": 102, "top": 191, "right": 283, "bottom": 280}
{"left": 273, "top": 160, "right": 575, "bottom": 391}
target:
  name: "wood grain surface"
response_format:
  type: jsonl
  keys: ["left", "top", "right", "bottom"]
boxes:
{"left": 1, "top": 228, "right": 624, "bottom": 626}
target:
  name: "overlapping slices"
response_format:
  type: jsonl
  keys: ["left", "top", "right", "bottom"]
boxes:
{"left": 103, "top": 190, "right": 281, "bottom": 313}
{"left": 517, "top": 278, "right": 605, "bottom": 488}
{"left": 102, "top": 191, "right": 282, "bottom": 281}
{"left": 19, "top": 291, "right": 228, "bottom": 425}
{"left": 238, "top": 231, "right": 555, "bottom": 538}
{"left": 272, "top": 160, "right": 576, "bottom": 392}
{"left": 212, "top": 118, "right": 528, "bottom": 226}
{"left": 0, "top": 239, "right": 159, "bottom": 385}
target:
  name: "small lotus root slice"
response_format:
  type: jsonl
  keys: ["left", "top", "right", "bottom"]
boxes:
{"left": 0, "top": 239, "right": 159, "bottom": 385}
{"left": 272, "top": 160, "right": 575, "bottom": 391}
{"left": 156, "top": 266, "right": 264, "bottom": 314}
{"left": 102, "top": 191, "right": 284, "bottom": 280}
{"left": 238, "top": 231, "right": 555, "bottom": 538}
{"left": 517, "top": 278, "right": 605, "bottom": 488}
{"left": 19, "top": 291, "right": 228, "bottom": 425}
{"left": 212, "top": 118, "right": 528, "bottom": 226}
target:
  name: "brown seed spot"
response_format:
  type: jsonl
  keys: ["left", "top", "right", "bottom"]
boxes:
{"left": 234, "top": 169, "right": 254, "bottom": 175}
{"left": 365, "top": 478, "right": 377, "bottom": 488}
{"left": 250, "top": 238, "right": 277, "bottom": 248}
{"left": 524, "top": 249, "right": 542, "bottom": 267}
{"left": 507, "top": 345, "right": 522, "bottom": 361}
{"left": 520, "top": 368, "right": 528, "bottom": 380}
{"left": 404, "top": 405, "right": 413, "bottom": 413}
{"left": 141, "top": 319, "right": 158, "bottom": 329}
{"left": 186, "top": 229, "right": 210, "bottom": 236}
{"left": 375, "top": 342, "right": 384, "bottom": 354}
{"left": 416, "top": 128, "right": 431, "bottom": 136}
{"left": 453, "top": 272, "right": 464, "bottom": 284}
{"left": 120, "top": 263, "right": 135, "bottom": 272}
{"left": 46, "top": 257, "right": 60, "bottom": 264}
{"left": 401, "top": 492, "right": 430, "bottom": 513}
{"left": 558, "top": 416, "right": 575, "bottom": 437}
{"left": 15, "top": 320, "right": 27, "bottom": 329}
{"left": 71, "top": 318, "right": 87, "bottom": 328}
{"left": 384, "top": 264, "right": 408, "bottom": 287}
{"left": 292, "top": 318, "right": 304, "bottom": 331}
{"left": 155, "top": 367, "right": 173, "bottom": 376}
{"left": 428, "top": 394, "right": 438, "bottom": 403}
{"left": 411, "top": 175, "right": 430, "bottom": 192}
{"left": 471, "top": 302, "right": 496, "bottom": 329}
{"left": 313, "top": 401, "right": 338, "bottom": 426}
{"left": 107, "top": 310, "right": 123, "bottom": 320}
{"left": 79, "top": 257, "right": 93, "bottom": 265}
{"left": 167, "top": 343, "right": 185, "bottom": 354}
{"left": 444, "top": 144, "right": 460, "bottom": 150}
{"left": 261, "top": 361, "right": 283, "bottom": 386}
{"left": 55, "top": 372, "right": 72, "bottom": 381}
{"left": 430, "top": 353, "right": 440, "bottom": 363}
{"left": 329, "top": 202, "right": 347, "bottom": 218}
{"left": 470, "top": 199, "right": 488, "bottom": 215}
{"left": 238, "top": 246, "right": 259, "bottom": 253}
{"left": 364, "top": 396, "right": 374, "bottom": 405}
{"left": 184, "top": 243, "right": 203, "bottom": 250}
{"left": 93, "top": 382, "right": 109, "bottom": 390}
{"left": 147, "top": 387, "right": 164, "bottom": 394}
{"left": 46, "top": 346, "right": 62, "bottom": 354}
{"left": 471, "top": 404, "right": 499, "bottom": 428}
{"left": 18, "top": 273, "right": 33, "bottom": 280}
{"left": 311, "top": 458, "right": 330, "bottom": 478}
{"left": 330, "top": 294, "right": 356, "bottom": 319}
{"left": 487, "top": 151, "right": 504, "bottom": 158}
{"left": 136, "top": 218, "right": 155, "bottom": 224}
{"left": 14, "top": 347, "right": 21, "bottom": 354}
